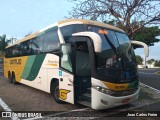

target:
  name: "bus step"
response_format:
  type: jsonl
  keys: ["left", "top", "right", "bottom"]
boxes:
{"left": 77, "top": 100, "right": 91, "bottom": 107}
{"left": 82, "top": 93, "right": 91, "bottom": 102}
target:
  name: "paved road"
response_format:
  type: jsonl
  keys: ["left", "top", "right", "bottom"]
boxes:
{"left": 138, "top": 68, "right": 160, "bottom": 90}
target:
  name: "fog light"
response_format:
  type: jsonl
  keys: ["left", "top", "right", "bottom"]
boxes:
{"left": 101, "top": 99, "right": 108, "bottom": 105}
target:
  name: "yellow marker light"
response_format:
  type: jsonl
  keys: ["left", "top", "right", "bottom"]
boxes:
{"left": 98, "top": 29, "right": 108, "bottom": 34}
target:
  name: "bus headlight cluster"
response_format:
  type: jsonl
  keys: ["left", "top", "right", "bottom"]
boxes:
{"left": 92, "top": 85, "right": 115, "bottom": 95}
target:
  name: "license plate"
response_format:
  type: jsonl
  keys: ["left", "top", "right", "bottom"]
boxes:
{"left": 122, "top": 98, "right": 130, "bottom": 104}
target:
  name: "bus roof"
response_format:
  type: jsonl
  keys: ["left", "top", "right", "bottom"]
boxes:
{"left": 6, "top": 19, "right": 125, "bottom": 49}
{"left": 58, "top": 19, "right": 124, "bottom": 32}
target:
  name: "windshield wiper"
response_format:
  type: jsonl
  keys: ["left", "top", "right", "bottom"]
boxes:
{"left": 102, "top": 30, "right": 119, "bottom": 57}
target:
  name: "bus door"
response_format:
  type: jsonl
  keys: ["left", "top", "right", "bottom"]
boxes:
{"left": 75, "top": 41, "right": 91, "bottom": 90}
{"left": 73, "top": 39, "right": 93, "bottom": 106}
{"left": 59, "top": 44, "right": 74, "bottom": 104}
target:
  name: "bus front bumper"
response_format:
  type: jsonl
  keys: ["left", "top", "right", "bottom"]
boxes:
{"left": 91, "top": 88, "right": 140, "bottom": 110}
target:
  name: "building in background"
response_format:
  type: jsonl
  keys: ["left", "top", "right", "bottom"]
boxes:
{"left": 8, "top": 38, "right": 17, "bottom": 45}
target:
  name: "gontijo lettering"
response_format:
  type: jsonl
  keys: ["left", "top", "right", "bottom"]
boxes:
{"left": 10, "top": 59, "right": 22, "bottom": 65}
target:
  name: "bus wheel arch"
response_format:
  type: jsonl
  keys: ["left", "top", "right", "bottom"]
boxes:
{"left": 50, "top": 78, "right": 64, "bottom": 104}
{"left": 8, "top": 71, "right": 12, "bottom": 83}
{"left": 11, "top": 71, "right": 17, "bottom": 85}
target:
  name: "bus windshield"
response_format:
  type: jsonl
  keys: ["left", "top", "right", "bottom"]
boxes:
{"left": 88, "top": 26, "right": 137, "bottom": 83}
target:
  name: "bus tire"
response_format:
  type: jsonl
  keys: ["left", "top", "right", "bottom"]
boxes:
{"left": 8, "top": 72, "right": 12, "bottom": 83}
{"left": 51, "top": 81, "right": 65, "bottom": 104}
{"left": 12, "top": 73, "right": 17, "bottom": 85}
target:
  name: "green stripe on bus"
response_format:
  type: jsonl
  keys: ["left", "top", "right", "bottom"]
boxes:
{"left": 128, "top": 80, "right": 139, "bottom": 89}
{"left": 26, "top": 54, "right": 46, "bottom": 81}
{"left": 21, "top": 55, "right": 36, "bottom": 79}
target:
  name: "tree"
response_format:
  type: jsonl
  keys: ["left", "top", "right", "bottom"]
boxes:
{"left": 147, "top": 59, "right": 155, "bottom": 64}
{"left": 0, "top": 34, "right": 10, "bottom": 56}
{"left": 136, "top": 55, "right": 143, "bottom": 65}
{"left": 132, "top": 26, "right": 160, "bottom": 47}
{"left": 154, "top": 60, "right": 160, "bottom": 67}
{"left": 68, "top": 0, "right": 160, "bottom": 38}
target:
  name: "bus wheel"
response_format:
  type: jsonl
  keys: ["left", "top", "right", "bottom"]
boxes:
{"left": 12, "top": 74, "right": 17, "bottom": 85}
{"left": 51, "top": 81, "right": 65, "bottom": 104}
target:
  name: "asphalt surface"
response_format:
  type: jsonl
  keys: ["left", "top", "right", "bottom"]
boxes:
{"left": 138, "top": 68, "right": 160, "bottom": 90}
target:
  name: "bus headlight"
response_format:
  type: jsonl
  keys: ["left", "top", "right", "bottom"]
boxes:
{"left": 92, "top": 85, "right": 115, "bottom": 95}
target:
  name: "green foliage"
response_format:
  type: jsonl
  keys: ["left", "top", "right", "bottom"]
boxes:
{"left": 136, "top": 55, "right": 143, "bottom": 65}
{"left": 132, "top": 26, "right": 160, "bottom": 47}
{"left": 154, "top": 60, "right": 160, "bottom": 67}
{"left": 0, "top": 34, "right": 10, "bottom": 55}
{"left": 0, "top": 35, "right": 16, "bottom": 56}
{"left": 147, "top": 59, "right": 155, "bottom": 64}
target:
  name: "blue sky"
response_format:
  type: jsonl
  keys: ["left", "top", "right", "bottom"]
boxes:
{"left": 135, "top": 41, "right": 160, "bottom": 61}
{"left": 0, "top": 0, "right": 73, "bottom": 37}
{"left": 0, "top": 0, "right": 160, "bottom": 60}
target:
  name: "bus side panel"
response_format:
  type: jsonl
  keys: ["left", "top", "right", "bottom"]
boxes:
{"left": 33, "top": 54, "right": 59, "bottom": 93}
{"left": 4, "top": 54, "right": 60, "bottom": 94}
{"left": 4, "top": 56, "right": 28, "bottom": 81}
{"left": 19, "top": 54, "right": 46, "bottom": 89}
{"left": 4, "top": 57, "right": 9, "bottom": 78}
{"left": 19, "top": 54, "right": 59, "bottom": 93}
{"left": 40, "top": 54, "right": 59, "bottom": 93}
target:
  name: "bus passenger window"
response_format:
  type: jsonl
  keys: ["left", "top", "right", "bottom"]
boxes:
{"left": 37, "top": 35, "right": 44, "bottom": 53}
{"left": 60, "top": 24, "right": 85, "bottom": 43}
{"left": 12, "top": 45, "right": 20, "bottom": 57}
{"left": 43, "top": 29, "right": 60, "bottom": 52}
{"left": 32, "top": 38, "right": 40, "bottom": 54}
{"left": 60, "top": 44, "right": 73, "bottom": 72}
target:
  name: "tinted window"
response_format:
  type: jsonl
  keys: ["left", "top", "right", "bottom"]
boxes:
{"left": 20, "top": 41, "right": 32, "bottom": 56}
{"left": 12, "top": 44, "right": 21, "bottom": 57}
{"left": 43, "top": 28, "right": 60, "bottom": 52}
{"left": 31, "top": 38, "right": 40, "bottom": 54}
{"left": 6, "top": 47, "right": 13, "bottom": 58}
{"left": 60, "top": 24, "right": 85, "bottom": 43}
{"left": 37, "top": 34, "right": 44, "bottom": 53}
{"left": 60, "top": 44, "right": 73, "bottom": 72}
{"left": 5, "top": 27, "right": 60, "bottom": 57}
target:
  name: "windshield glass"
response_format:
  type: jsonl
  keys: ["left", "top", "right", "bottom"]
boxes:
{"left": 88, "top": 26, "right": 137, "bottom": 83}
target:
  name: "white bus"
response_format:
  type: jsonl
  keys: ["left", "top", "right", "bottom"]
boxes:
{"left": 4, "top": 19, "right": 148, "bottom": 110}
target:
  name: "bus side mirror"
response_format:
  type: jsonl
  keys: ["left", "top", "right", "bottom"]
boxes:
{"left": 131, "top": 40, "right": 149, "bottom": 57}
{"left": 131, "top": 40, "right": 149, "bottom": 68}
